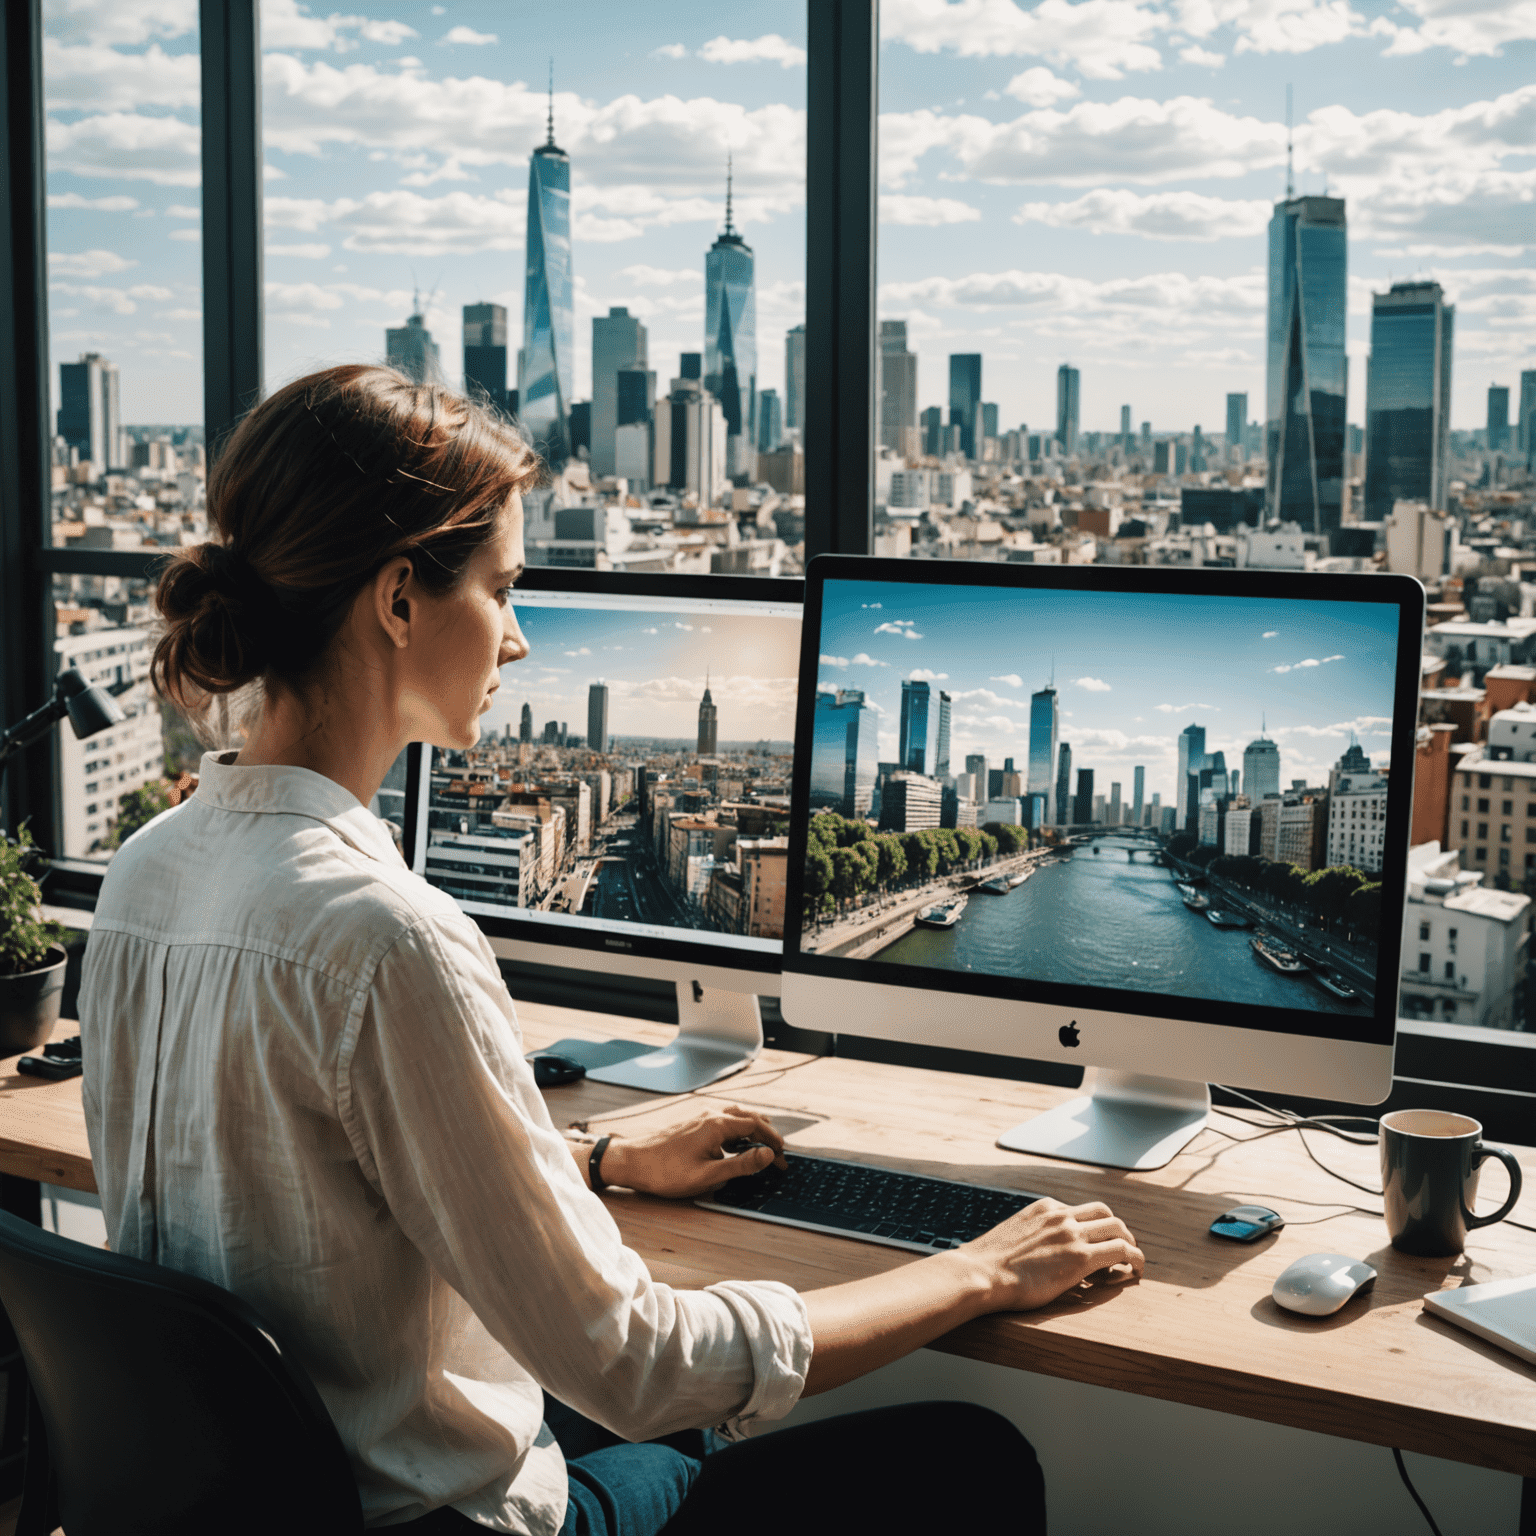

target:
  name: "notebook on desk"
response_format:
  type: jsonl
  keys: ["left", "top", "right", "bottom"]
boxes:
{"left": 1423, "top": 1273, "right": 1536, "bottom": 1367}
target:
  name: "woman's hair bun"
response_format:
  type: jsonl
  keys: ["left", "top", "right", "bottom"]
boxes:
{"left": 151, "top": 541, "right": 272, "bottom": 705}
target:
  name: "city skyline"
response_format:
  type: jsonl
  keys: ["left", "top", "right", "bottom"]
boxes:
{"left": 481, "top": 597, "right": 799, "bottom": 746}
{"left": 816, "top": 579, "right": 1401, "bottom": 809}
{"left": 40, "top": 4, "right": 1530, "bottom": 430}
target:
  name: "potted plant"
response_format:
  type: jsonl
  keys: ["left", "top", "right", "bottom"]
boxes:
{"left": 0, "top": 826, "right": 69, "bottom": 1056}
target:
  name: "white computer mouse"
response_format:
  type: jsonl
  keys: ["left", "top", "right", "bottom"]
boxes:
{"left": 1272, "top": 1253, "right": 1378, "bottom": 1317}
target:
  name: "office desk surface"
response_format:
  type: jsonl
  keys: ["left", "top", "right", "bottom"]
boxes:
{"left": 6, "top": 1006, "right": 1534, "bottom": 1477}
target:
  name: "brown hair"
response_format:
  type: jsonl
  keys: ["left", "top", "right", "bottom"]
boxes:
{"left": 152, "top": 364, "right": 542, "bottom": 709}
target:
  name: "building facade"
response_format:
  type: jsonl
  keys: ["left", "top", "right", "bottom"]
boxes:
{"left": 808, "top": 687, "right": 878, "bottom": 818}
{"left": 1265, "top": 195, "right": 1347, "bottom": 537}
{"left": 697, "top": 680, "right": 718, "bottom": 756}
{"left": 586, "top": 683, "right": 609, "bottom": 755}
{"left": 519, "top": 107, "right": 575, "bottom": 464}
{"left": 1327, "top": 763, "right": 1389, "bottom": 874}
{"left": 1027, "top": 685, "right": 1058, "bottom": 804}
{"left": 463, "top": 303, "right": 508, "bottom": 413}
{"left": 57, "top": 352, "right": 123, "bottom": 472}
{"left": 878, "top": 320, "right": 918, "bottom": 455}
{"left": 948, "top": 354, "right": 981, "bottom": 459}
{"left": 1364, "top": 280, "right": 1454, "bottom": 520}
{"left": 590, "top": 307, "right": 647, "bottom": 477}
{"left": 1056, "top": 363, "right": 1080, "bottom": 457}
{"left": 386, "top": 308, "right": 443, "bottom": 386}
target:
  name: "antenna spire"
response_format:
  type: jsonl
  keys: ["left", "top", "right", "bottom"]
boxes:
{"left": 1285, "top": 84, "right": 1294, "bottom": 200}
{"left": 546, "top": 60, "right": 555, "bottom": 148}
{"left": 724, "top": 154, "right": 735, "bottom": 236}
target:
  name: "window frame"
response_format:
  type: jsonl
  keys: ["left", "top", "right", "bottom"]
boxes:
{"left": 4, "top": 0, "right": 1531, "bottom": 1121}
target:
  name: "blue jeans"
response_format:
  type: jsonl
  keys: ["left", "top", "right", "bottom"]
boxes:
{"left": 394, "top": 1396, "right": 1046, "bottom": 1535}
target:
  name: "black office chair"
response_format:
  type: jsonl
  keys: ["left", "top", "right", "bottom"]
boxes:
{"left": 0, "top": 1209, "right": 363, "bottom": 1535}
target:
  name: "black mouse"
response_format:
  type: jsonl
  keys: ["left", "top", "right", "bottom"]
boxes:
{"left": 531, "top": 1055, "right": 586, "bottom": 1089}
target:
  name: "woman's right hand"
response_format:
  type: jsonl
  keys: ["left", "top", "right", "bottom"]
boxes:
{"left": 956, "top": 1197, "right": 1144, "bottom": 1312}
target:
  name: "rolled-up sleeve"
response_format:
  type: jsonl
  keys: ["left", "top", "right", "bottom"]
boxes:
{"left": 338, "top": 912, "right": 811, "bottom": 1444}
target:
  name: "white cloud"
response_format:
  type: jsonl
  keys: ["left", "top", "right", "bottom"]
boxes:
{"left": 1014, "top": 188, "right": 1270, "bottom": 241}
{"left": 47, "top": 111, "right": 201, "bottom": 185}
{"left": 168, "top": 228, "right": 198, "bottom": 241}
{"left": 674, "top": 622, "right": 694, "bottom": 631}
{"left": 874, "top": 620, "right": 925, "bottom": 639}
{"left": 850, "top": 653, "right": 887, "bottom": 666}
{"left": 820, "top": 653, "right": 850, "bottom": 668}
{"left": 440, "top": 25, "right": 497, "bottom": 46}
{"left": 43, "top": 0, "right": 196, "bottom": 47}
{"left": 47, "top": 192, "right": 139, "bottom": 212}
{"left": 952, "top": 688, "right": 1025, "bottom": 710}
{"left": 1272, "top": 654, "right": 1346, "bottom": 674}
{"left": 266, "top": 189, "right": 523, "bottom": 255}
{"left": 991, "top": 673, "right": 1025, "bottom": 688}
{"left": 1179, "top": 44, "right": 1225, "bottom": 66}
{"left": 908, "top": 668, "right": 949, "bottom": 682}
{"left": 883, "top": 0, "right": 1165, "bottom": 79}
{"left": 1003, "top": 67, "right": 1081, "bottom": 107}
{"left": 651, "top": 43, "right": 689, "bottom": 60}
{"left": 267, "top": 242, "right": 331, "bottom": 258}
{"left": 1074, "top": 676, "right": 1112, "bottom": 691}
{"left": 1155, "top": 702, "right": 1218, "bottom": 713}
{"left": 880, "top": 194, "right": 982, "bottom": 225}
{"left": 563, "top": 647, "right": 593, "bottom": 657}
{"left": 1262, "top": 630, "right": 1280, "bottom": 638}
{"left": 49, "top": 249, "right": 135, "bottom": 278}
{"left": 1372, "top": 0, "right": 1536, "bottom": 57}
{"left": 697, "top": 34, "right": 807, "bottom": 68}
{"left": 41, "top": 39, "right": 198, "bottom": 111}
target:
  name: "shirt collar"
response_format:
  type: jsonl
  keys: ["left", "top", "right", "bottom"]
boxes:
{"left": 193, "top": 751, "right": 405, "bottom": 867}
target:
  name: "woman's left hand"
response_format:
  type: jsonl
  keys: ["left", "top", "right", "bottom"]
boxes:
{"left": 597, "top": 1106, "right": 788, "bottom": 1199}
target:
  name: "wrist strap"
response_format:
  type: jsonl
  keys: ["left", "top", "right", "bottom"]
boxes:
{"left": 589, "top": 1135, "right": 613, "bottom": 1194}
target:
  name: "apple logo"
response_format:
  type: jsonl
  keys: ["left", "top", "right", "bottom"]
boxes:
{"left": 1058, "top": 1021, "right": 1081, "bottom": 1048}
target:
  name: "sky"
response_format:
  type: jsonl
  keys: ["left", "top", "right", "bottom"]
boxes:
{"left": 816, "top": 577, "right": 1402, "bottom": 803}
{"left": 40, "top": 0, "right": 1535, "bottom": 431}
{"left": 482, "top": 595, "right": 801, "bottom": 745}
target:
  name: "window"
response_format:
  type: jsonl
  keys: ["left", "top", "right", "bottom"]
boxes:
{"left": 1477, "top": 822, "right": 1488, "bottom": 839}
{"left": 1502, "top": 800, "right": 1513, "bottom": 815}
{"left": 1481, "top": 775, "right": 1492, "bottom": 790}
{"left": 1418, "top": 954, "right": 1430, "bottom": 973}
{"left": 1444, "top": 961, "right": 1454, "bottom": 981}
{"left": 1418, "top": 922, "right": 1430, "bottom": 941}
{"left": 260, "top": 1, "right": 806, "bottom": 577}
{"left": 1504, "top": 777, "right": 1515, "bottom": 791}
{"left": 1501, "top": 825, "right": 1512, "bottom": 842}
{"left": 1461, "top": 795, "right": 1469, "bottom": 811}
{"left": 1478, "top": 798, "right": 1490, "bottom": 813}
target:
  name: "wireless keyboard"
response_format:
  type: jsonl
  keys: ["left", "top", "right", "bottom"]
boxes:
{"left": 696, "top": 1152, "right": 1044, "bottom": 1255}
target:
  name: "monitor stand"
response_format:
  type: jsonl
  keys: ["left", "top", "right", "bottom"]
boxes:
{"left": 997, "top": 1070, "right": 1210, "bottom": 1172}
{"left": 584, "top": 982, "right": 763, "bottom": 1094}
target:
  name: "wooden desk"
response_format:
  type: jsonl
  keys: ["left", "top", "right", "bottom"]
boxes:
{"left": 6, "top": 1007, "right": 1534, "bottom": 1478}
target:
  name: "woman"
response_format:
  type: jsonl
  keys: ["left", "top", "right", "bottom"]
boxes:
{"left": 79, "top": 366, "right": 1143, "bottom": 1534}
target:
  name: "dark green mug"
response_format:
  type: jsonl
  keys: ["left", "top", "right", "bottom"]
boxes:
{"left": 1380, "top": 1109, "right": 1523, "bottom": 1257}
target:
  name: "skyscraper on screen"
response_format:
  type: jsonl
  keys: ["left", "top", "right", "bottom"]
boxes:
{"left": 1265, "top": 195, "right": 1347, "bottom": 537}
{"left": 1056, "top": 364, "right": 1080, "bottom": 457}
{"left": 1243, "top": 731, "right": 1281, "bottom": 803}
{"left": 697, "top": 680, "right": 718, "bottom": 757}
{"left": 705, "top": 162, "right": 757, "bottom": 481}
{"left": 810, "top": 689, "right": 877, "bottom": 817}
{"left": 1363, "top": 281, "right": 1454, "bottom": 519}
{"left": 587, "top": 684, "right": 609, "bottom": 755}
{"left": 1027, "top": 685, "right": 1058, "bottom": 804}
{"left": 1055, "top": 744, "right": 1072, "bottom": 826}
{"left": 519, "top": 84, "right": 574, "bottom": 464}
{"left": 899, "top": 679, "right": 937, "bottom": 775}
{"left": 1177, "top": 723, "right": 1206, "bottom": 830}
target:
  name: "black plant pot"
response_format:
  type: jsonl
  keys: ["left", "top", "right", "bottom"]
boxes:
{"left": 0, "top": 945, "right": 68, "bottom": 1057}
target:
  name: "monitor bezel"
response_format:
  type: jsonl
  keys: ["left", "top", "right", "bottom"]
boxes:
{"left": 402, "top": 565, "right": 803, "bottom": 981}
{"left": 782, "top": 555, "right": 1425, "bottom": 1051}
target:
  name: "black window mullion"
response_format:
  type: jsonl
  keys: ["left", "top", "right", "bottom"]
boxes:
{"left": 0, "top": 0, "right": 58, "bottom": 848}
{"left": 804, "top": 0, "right": 877, "bottom": 560}
{"left": 200, "top": 0, "right": 265, "bottom": 455}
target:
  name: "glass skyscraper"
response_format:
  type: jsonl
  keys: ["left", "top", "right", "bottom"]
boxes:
{"left": 948, "top": 354, "right": 981, "bottom": 458}
{"left": 1265, "top": 196, "right": 1347, "bottom": 538}
{"left": 705, "top": 166, "right": 757, "bottom": 481}
{"left": 899, "top": 679, "right": 937, "bottom": 775}
{"left": 1056, "top": 364, "right": 1079, "bottom": 457}
{"left": 1027, "top": 685, "right": 1058, "bottom": 801}
{"left": 587, "top": 683, "right": 609, "bottom": 755}
{"left": 809, "top": 689, "right": 878, "bottom": 818}
{"left": 519, "top": 98, "right": 574, "bottom": 465}
{"left": 1363, "top": 280, "right": 1454, "bottom": 520}
{"left": 463, "top": 303, "right": 507, "bottom": 413}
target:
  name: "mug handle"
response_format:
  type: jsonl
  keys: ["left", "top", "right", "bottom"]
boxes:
{"left": 1468, "top": 1145, "right": 1524, "bottom": 1229}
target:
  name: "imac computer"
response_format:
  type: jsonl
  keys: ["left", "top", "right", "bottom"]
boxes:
{"left": 403, "top": 568, "right": 803, "bottom": 1093}
{"left": 782, "top": 557, "right": 1425, "bottom": 1171}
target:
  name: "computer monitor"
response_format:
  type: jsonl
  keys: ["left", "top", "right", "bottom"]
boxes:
{"left": 782, "top": 557, "right": 1425, "bottom": 1170}
{"left": 403, "top": 568, "right": 803, "bottom": 1091}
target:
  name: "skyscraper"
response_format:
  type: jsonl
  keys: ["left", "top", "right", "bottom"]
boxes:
{"left": 1133, "top": 765, "right": 1145, "bottom": 826}
{"left": 809, "top": 688, "right": 878, "bottom": 817}
{"left": 1519, "top": 369, "right": 1536, "bottom": 458}
{"left": 705, "top": 162, "right": 757, "bottom": 481}
{"left": 1226, "top": 392, "right": 1246, "bottom": 458}
{"left": 965, "top": 753, "right": 988, "bottom": 793}
{"left": 1056, "top": 364, "right": 1080, "bottom": 456}
{"left": 519, "top": 83, "right": 574, "bottom": 464}
{"left": 920, "top": 406, "right": 942, "bottom": 457}
{"left": 1265, "top": 195, "right": 1347, "bottom": 536}
{"left": 615, "top": 367, "right": 656, "bottom": 487}
{"left": 1120, "top": 403, "right": 1131, "bottom": 451}
{"left": 1176, "top": 723, "right": 1206, "bottom": 829}
{"left": 520, "top": 702, "right": 533, "bottom": 744}
{"left": 757, "top": 388, "right": 782, "bottom": 453}
{"left": 463, "top": 303, "right": 507, "bottom": 412}
{"left": 1364, "top": 280, "right": 1454, "bottom": 519}
{"left": 386, "top": 305, "right": 442, "bottom": 385}
{"left": 697, "top": 678, "right": 718, "bottom": 756}
{"left": 587, "top": 683, "right": 610, "bottom": 755}
{"left": 591, "top": 307, "right": 647, "bottom": 477}
{"left": 1243, "top": 731, "right": 1281, "bottom": 803}
{"left": 935, "top": 691, "right": 952, "bottom": 779}
{"left": 1488, "top": 384, "right": 1510, "bottom": 453}
{"left": 1027, "top": 685, "right": 1058, "bottom": 802}
{"left": 879, "top": 320, "right": 918, "bottom": 455}
{"left": 1055, "top": 743, "right": 1071, "bottom": 827}
{"left": 948, "top": 354, "right": 981, "bottom": 458}
{"left": 899, "top": 679, "right": 934, "bottom": 774}
{"left": 784, "top": 324, "right": 805, "bottom": 437}
{"left": 56, "top": 352, "right": 121, "bottom": 471}
{"left": 1073, "top": 768, "right": 1094, "bottom": 827}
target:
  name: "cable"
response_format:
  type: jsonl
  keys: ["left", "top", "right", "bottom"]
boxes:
{"left": 567, "top": 1051, "right": 826, "bottom": 1133}
{"left": 1392, "top": 1448, "right": 1445, "bottom": 1536}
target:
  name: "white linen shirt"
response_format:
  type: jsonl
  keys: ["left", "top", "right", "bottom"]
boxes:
{"left": 78, "top": 752, "right": 811, "bottom": 1532}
